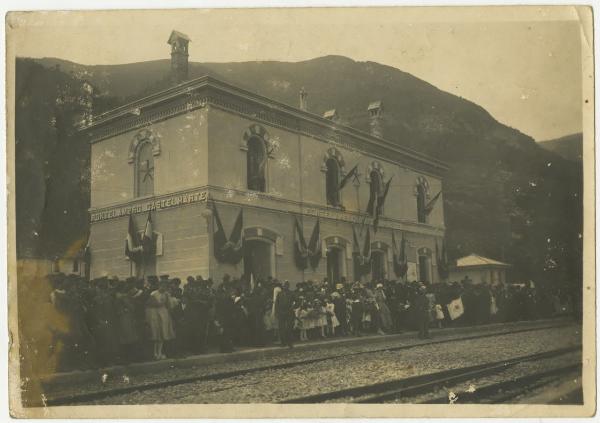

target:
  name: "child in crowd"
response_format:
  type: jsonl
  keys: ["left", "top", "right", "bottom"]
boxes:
{"left": 325, "top": 298, "right": 340, "bottom": 336}
{"left": 295, "top": 299, "right": 309, "bottom": 341}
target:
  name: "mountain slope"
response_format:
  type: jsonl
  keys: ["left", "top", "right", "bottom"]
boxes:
{"left": 539, "top": 133, "right": 583, "bottom": 162}
{"left": 19, "top": 56, "right": 582, "bottom": 290}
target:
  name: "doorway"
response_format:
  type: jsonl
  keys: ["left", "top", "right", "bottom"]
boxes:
{"left": 371, "top": 250, "right": 386, "bottom": 281}
{"left": 244, "top": 239, "right": 273, "bottom": 281}
{"left": 418, "top": 255, "right": 430, "bottom": 283}
{"left": 326, "top": 247, "right": 343, "bottom": 286}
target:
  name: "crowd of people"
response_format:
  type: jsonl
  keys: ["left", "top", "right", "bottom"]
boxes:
{"left": 46, "top": 272, "right": 573, "bottom": 372}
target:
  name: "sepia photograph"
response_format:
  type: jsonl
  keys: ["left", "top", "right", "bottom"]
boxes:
{"left": 5, "top": 5, "right": 595, "bottom": 418}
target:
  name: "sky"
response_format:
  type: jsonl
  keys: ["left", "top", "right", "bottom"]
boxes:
{"left": 7, "top": 6, "right": 587, "bottom": 141}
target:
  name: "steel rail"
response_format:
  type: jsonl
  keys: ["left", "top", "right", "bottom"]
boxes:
{"left": 43, "top": 322, "right": 572, "bottom": 406}
{"left": 281, "top": 345, "right": 581, "bottom": 403}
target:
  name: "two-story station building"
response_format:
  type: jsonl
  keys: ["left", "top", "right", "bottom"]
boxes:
{"left": 82, "top": 31, "right": 448, "bottom": 286}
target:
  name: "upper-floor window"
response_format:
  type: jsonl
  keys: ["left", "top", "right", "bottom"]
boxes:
{"left": 367, "top": 169, "right": 383, "bottom": 215}
{"left": 136, "top": 141, "right": 154, "bottom": 197}
{"left": 325, "top": 158, "right": 341, "bottom": 206}
{"left": 247, "top": 136, "right": 266, "bottom": 192}
{"left": 416, "top": 182, "right": 427, "bottom": 223}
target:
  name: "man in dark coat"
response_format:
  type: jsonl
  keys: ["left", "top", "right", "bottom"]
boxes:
{"left": 274, "top": 281, "right": 295, "bottom": 348}
{"left": 215, "top": 284, "right": 235, "bottom": 353}
{"left": 414, "top": 284, "right": 431, "bottom": 339}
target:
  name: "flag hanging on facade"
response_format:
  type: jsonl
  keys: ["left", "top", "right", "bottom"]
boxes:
{"left": 447, "top": 297, "right": 464, "bottom": 320}
{"left": 222, "top": 208, "right": 244, "bottom": 264}
{"left": 294, "top": 216, "right": 308, "bottom": 270}
{"left": 212, "top": 202, "right": 227, "bottom": 261}
{"left": 362, "top": 227, "right": 371, "bottom": 263}
{"left": 424, "top": 190, "right": 442, "bottom": 216}
{"left": 83, "top": 232, "right": 91, "bottom": 266}
{"left": 213, "top": 203, "right": 244, "bottom": 264}
{"left": 308, "top": 219, "right": 321, "bottom": 269}
{"left": 338, "top": 164, "right": 358, "bottom": 190}
{"left": 436, "top": 238, "right": 450, "bottom": 280}
{"left": 373, "top": 176, "right": 393, "bottom": 232}
{"left": 352, "top": 225, "right": 370, "bottom": 278}
{"left": 366, "top": 184, "right": 378, "bottom": 217}
{"left": 392, "top": 231, "right": 408, "bottom": 277}
{"left": 125, "top": 214, "right": 142, "bottom": 261}
{"left": 142, "top": 211, "right": 155, "bottom": 257}
{"left": 249, "top": 272, "right": 255, "bottom": 293}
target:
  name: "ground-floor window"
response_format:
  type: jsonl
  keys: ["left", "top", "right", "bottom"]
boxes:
{"left": 244, "top": 239, "right": 274, "bottom": 281}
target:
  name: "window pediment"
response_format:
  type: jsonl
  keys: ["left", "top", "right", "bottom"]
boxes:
{"left": 128, "top": 129, "right": 161, "bottom": 163}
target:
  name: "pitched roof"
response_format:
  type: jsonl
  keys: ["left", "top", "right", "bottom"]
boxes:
{"left": 455, "top": 254, "right": 510, "bottom": 268}
{"left": 168, "top": 30, "right": 191, "bottom": 44}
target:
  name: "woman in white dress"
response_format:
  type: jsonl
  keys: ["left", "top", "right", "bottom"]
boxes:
{"left": 145, "top": 280, "right": 176, "bottom": 360}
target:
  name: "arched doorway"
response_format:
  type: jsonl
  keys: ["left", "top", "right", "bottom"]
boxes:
{"left": 417, "top": 247, "right": 432, "bottom": 283}
{"left": 326, "top": 246, "right": 343, "bottom": 286}
{"left": 243, "top": 239, "right": 274, "bottom": 281}
{"left": 371, "top": 250, "right": 387, "bottom": 281}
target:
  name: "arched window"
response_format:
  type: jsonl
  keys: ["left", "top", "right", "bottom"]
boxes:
{"left": 416, "top": 183, "right": 427, "bottom": 223}
{"left": 136, "top": 141, "right": 154, "bottom": 197}
{"left": 325, "top": 158, "right": 341, "bottom": 206}
{"left": 370, "top": 170, "right": 382, "bottom": 199}
{"left": 247, "top": 136, "right": 266, "bottom": 192}
{"left": 367, "top": 170, "right": 383, "bottom": 215}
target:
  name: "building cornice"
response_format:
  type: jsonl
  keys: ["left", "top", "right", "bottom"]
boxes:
{"left": 81, "top": 76, "right": 449, "bottom": 176}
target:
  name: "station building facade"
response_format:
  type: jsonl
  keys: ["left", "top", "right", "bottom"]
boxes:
{"left": 84, "top": 34, "right": 448, "bottom": 286}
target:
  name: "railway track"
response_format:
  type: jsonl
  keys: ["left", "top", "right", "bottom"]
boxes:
{"left": 281, "top": 345, "right": 581, "bottom": 403}
{"left": 44, "top": 321, "right": 573, "bottom": 406}
{"left": 421, "top": 362, "right": 582, "bottom": 404}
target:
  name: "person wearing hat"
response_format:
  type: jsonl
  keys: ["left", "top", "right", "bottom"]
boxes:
{"left": 332, "top": 290, "right": 347, "bottom": 336}
{"left": 375, "top": 283, "right": 393, "bottom": 334}
{"left": 89, "top": 276, "right": 119, "bottom": 366}
{"left": 182, "top": 276, "right": 205, "bottom": 354}
{"left": 414, "top": 284, "right": 431, "bottom": 339}
{"left": 274, "top": 280, "right": 295, "bottom": 348}
{"left": 114, "top": 277, "right": 140, "bottom": 363}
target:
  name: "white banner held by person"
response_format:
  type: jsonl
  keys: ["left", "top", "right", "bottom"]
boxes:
{"left": 447, "top": 297, "right": 465, "bottom": 320}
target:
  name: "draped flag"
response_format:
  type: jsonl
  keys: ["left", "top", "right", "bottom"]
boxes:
{"left": 352, "top": 226, "right": 372, "bottom": 278}
{"left": 373, "top": 176, "right": 393, "bottom": 232}
{"left": 436, "top": 238, "right": 450, "bottom": 280}
{"left": 392, "top": 231, "right": 408, "bottom": 278}
{"left": 82, "top": 232, "right": 91, "bottom": 267}
{"left": 366, "top": 184, "right": 377, "bottom": 217}
{"left": 338, "top": 164, "right": 359, "bottom": 191}
{"left": 125, "top": 214, "right": 142, "bottom": 261}
{"left": 249, "top": 273, "right": 255, "bottom": 293}
{"left": 294, "top": 216, "right": 309, "bottom": 270}
{"left": 424, "top": 190, "right": 442, "bottom": 216}
{"left": 213, "top": 203, "right": 244, "bottom": 264}
{"left": 363, "top": 227, "right": 371, "bottom": 263}
{"left": 447, "top": 297, "right": 465, "bottom": 320}
{"left": 308, "top": 219, "right": 322, "bottom": 269}
{"left": 142, "top": 211, "right": 155, "bottom": 257}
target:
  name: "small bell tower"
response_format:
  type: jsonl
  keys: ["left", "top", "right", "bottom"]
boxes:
{"left": 167, "top": 30, "right": 191, "bottom": 84}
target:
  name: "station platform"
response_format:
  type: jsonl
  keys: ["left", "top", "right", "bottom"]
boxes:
{"left": 40, "top": 317, "right": 571, "bottom": 392}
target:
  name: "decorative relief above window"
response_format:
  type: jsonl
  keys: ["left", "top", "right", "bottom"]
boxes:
{"left": 128, "top": 129, "right": 161, "bottom": 164}
{"left": 365, "top": 161, "right": 384, "bottom": 183}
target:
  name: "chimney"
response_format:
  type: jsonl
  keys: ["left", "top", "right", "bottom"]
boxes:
{"left": 167, "top": 30, "right": 191, "bottom": 84}
{"left": 299, "top": 87, "right": 308, "bottom": 111}
{"left": 368, "top": 100, "right": 383, "bottom": 138}
{"left": 323, "top": 109, "right": 339, "bottom": 122}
